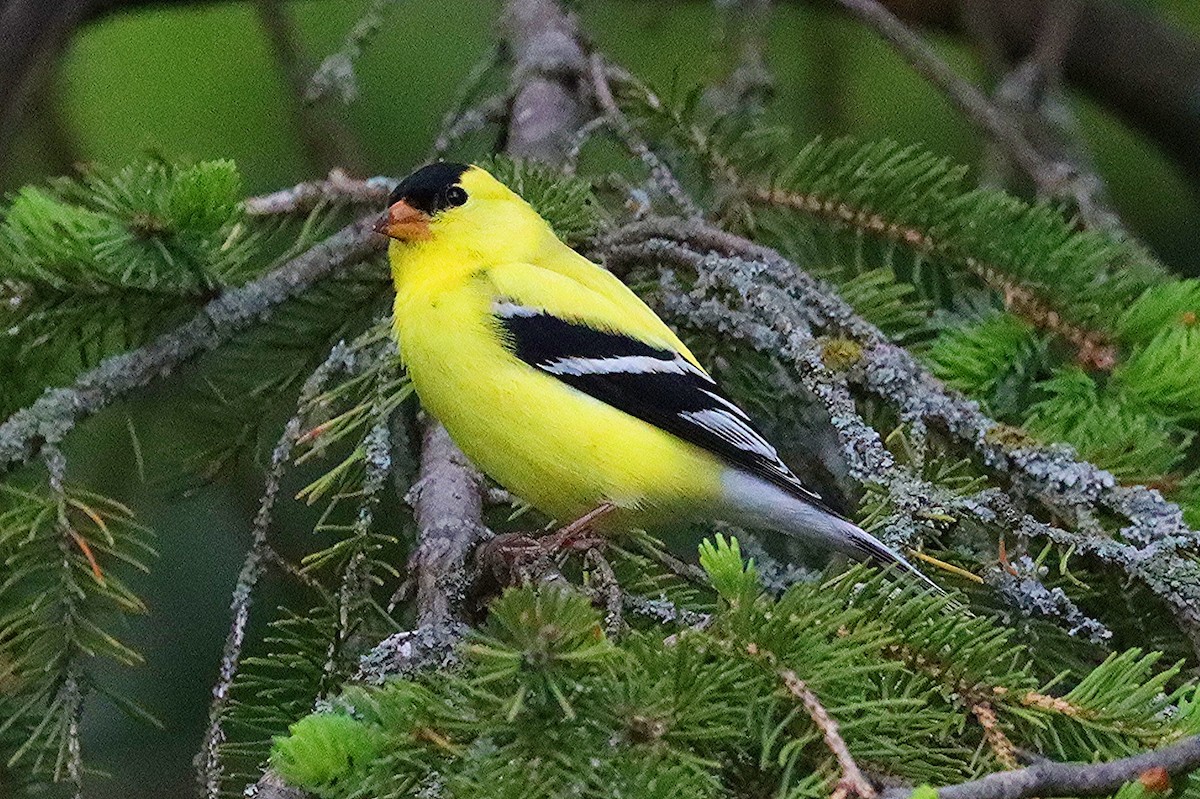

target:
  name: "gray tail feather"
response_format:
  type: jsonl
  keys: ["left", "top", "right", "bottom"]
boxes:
{"left": 718, "top": 469, "right": 946, "bottom": 595}
{"left": 835, "top": 520, "right": 947, "bottom": 596}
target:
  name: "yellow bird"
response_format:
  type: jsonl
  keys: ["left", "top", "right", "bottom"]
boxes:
{"left": 378, "top": 162, "right": 936, "bottom": 589}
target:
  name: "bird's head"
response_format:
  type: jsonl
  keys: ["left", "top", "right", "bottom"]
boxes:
{"left": 375, "top": 163, "right": 548, "bottom": 258}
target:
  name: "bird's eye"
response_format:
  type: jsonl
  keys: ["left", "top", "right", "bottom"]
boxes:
{"left": 444, "top": 186, "right": 468, "bottom": 208}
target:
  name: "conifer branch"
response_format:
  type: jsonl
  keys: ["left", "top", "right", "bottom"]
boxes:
{"left": 410, "top": 420, "right": 489, "bottom": 628}
{"left": 882, "top": 733, "right": 1200, "bottom": 799}
{"left": 600, "top": 218, "right": 1200, "bottom": 646}
{"left": 0, "top": 214, "right": 383, "bottom": 479}
{"left": 588, "top": 54, "right": 703, "bottom": 217}
{"left": 749, "top": 183, "right": 1118, "bottom": 368}
{"left": 42, "top": 446, "right": 86, "bottom": 799}
{"left": 243, "top": 170, "right": 393, "bottom": 216}
{"left": 778, "top": 668, "right": 877, "bottom": 799}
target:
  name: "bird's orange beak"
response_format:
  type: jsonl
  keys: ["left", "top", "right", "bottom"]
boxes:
{"left": 373, "top": 200, "right": 432, "bottom": 241}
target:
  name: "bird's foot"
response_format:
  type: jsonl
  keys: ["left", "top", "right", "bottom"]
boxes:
{"left": 477, "top": 532, "right": 556, "bottom": 588}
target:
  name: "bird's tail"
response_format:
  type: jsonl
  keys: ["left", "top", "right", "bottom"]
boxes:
{"left": 719, "top": 469, "right": 945, "bottom": 595}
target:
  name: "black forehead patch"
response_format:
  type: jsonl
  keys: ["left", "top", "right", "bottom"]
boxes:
{"left": 389, "top": 162, "right": 471, "bottom": 215}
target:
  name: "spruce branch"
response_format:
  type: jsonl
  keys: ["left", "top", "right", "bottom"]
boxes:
{"left": 777, "top": 667, "right": 877, "bottom": 799}
{"left": 752, "top": 181, "right": 1119, "bottom": 369}
{"left": 409, "top": 420, "right": 489, "bottom": 629}
{"left": 600, "top": 218, "right": 1200, "bottom": 646}
{"left": 882, "top": 734, "right": 1200, "bottom": 799}
{"left": 199, "top": 342, "right": 357, "bottom": 798}
{"left": 244, "top": 170, "right": 394, "bottom": 216}
{"left": 0, "top": 214, "right": 383, "bottom": 478}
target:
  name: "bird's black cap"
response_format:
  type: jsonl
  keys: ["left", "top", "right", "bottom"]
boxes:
{"left": 388, "top": 162, "right": 471, "bottom": 215}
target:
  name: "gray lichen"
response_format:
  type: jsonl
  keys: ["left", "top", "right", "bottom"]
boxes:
{"left": 599, "top": 219, "right": 1200, "bottom": 646}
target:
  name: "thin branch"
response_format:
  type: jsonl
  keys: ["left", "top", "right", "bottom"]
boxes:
{"left": 198, "top": 343, "right": 355, "bottom": 798}
{"left": 704, "top": 0, "right": 774, "bottom": 115}
{"left": 882, "top": 734, "right": 1200, "bottom": 799}
{"left": 244, "top": 170, "right": 393, "bottom": 215}
{"left": 777, "top": 667, "right": 876, "bottom": 799}
{"left": 986, "top": 0, "right": 1120, "bottom": 231}
{"left": 588, "top": 53, "right": 703, "bottom": 217}
{"left": 832, "top": 0, "right": 1100, "bottom": 219}
{"left": 430, "top": 43, "right": 510, "bottom": 158}
{"left": 305, "top": 0, "right": 396, "bottom": 104}
{"left": 0, "top": 214, "right": 384, "bottom": 478}
{"left": 254, "top": 0, "right": 363, "bottom": 172}
{"left": 584, "top": 547, "right": 622, "bottom": 638}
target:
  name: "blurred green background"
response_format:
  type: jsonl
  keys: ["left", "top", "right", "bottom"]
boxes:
{"left": 4, "top": 1, "right": 1199, "bottom": 796}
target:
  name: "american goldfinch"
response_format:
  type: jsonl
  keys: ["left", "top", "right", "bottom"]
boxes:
{"left": 378, "top": 162, "right": 937, "bottom": 590}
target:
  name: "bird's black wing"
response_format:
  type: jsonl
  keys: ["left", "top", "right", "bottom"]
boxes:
{"left": 494, "top": 302, "right": 834, "bottom": 512}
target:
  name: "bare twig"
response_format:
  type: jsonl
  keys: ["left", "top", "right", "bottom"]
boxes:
{"left": 832, "top": 0, "right": 1101, "bottom": 219}
{"left": 431, "top": 43, "right": 510, "bottom": 157}
{"left": 244, "top": 170, "right": 393, "bottom": 215}
{"left": 584, "top": 548, "right": 623, "bottom": 637}
{"left": 197, "top": 416, "right": 302, "bottom": 798}
{"left": 198, "top": 343, "right": 356, "bottom": 797}
{"left": 254, "top": 0, "right": 363, "bottom": 171}
{"left": 704, "top": 0, "right": 774, "bottom": 115}
{"left": 778, "top": 668, "right": 876, "bottom": 799}
{"left": 306, "top": 0, "right": 396, "bottom": 104}
{"left": 589, "top": 54, "right": 703, "bottom": 217}
{"left": 985, "top": 0, "right": 1120, "bottom": 230}
{"left": 0, "top": 214, "right": 384, "bottom": 478}
{"left": 881, "top": 734, "right": 1200, "bottom": 799}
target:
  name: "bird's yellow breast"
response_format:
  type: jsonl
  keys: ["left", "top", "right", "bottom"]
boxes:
{"left": 391, "top": 242, "right": 724, "bottom": 524}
